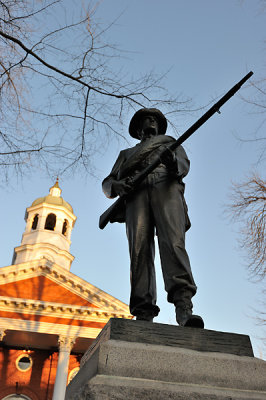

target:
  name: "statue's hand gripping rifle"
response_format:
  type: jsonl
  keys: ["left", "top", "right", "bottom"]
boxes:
{"left": 99, "top": 71, "right": 253, "bottom": 230}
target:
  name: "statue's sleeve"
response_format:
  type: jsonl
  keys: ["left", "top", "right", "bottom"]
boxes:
{"left": 174, "top": 145, "right": 190, "bottom": 179}
{"left": 102, "top": 151, "right": 126, "bottom": 198}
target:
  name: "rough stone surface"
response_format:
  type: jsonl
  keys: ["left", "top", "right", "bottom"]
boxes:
{"left": 97, "top": 340, "right": 266, "bottom": 391}
{"left": 65, "top": 320, "right": 266, "bottom": 400}
{"left": 66, "top": 340, "right": 266, "bottom": 399}
{"left": 81, "top": 318, "right": 253, "bottom": 366}
{"left": 67, "top": 374, "right": 266, "bottom": 400}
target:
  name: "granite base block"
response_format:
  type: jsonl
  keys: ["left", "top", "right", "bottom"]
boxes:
{"left": 65, "top": 319, "right": 266, "bottom": 400}
{"left": 68, "top": 374, "right": 266, "bottom": 400}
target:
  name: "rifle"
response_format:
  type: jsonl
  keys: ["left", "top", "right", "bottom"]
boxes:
{"left": 99, "top": 71, "right": 253, "bottom": 230}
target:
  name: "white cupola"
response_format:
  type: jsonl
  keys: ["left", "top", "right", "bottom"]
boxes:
{"left": 13, "top": 179, "right": 77, "bottom": 270}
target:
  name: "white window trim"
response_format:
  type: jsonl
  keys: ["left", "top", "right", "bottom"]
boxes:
{"left": 15, "top": 354, "right": 33, "bottom": 372}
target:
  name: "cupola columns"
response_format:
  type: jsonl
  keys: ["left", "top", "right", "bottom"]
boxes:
{"left": 13, "top": 181, "right": 77, "bottom": 270}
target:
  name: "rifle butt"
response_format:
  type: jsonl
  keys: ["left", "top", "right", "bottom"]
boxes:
{"left": 99, "top": 197, "right": 123, "bottom": 229}
{"left": 99, "top": 211, "right": 109, "bottom": 230}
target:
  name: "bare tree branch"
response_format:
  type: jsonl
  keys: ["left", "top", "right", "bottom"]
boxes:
{"left": 227, "top": 174, "right": 266, "bottom": 281}
{"left": 0, "top": 0, "right": 193, "bottom": 181}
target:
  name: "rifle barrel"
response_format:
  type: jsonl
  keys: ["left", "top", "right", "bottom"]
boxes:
{"left": 169, "top": 71, "right": 253, "bottom": 151}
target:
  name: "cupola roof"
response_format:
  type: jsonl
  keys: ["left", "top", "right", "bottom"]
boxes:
{"left": 31, "top": 179, "right": 73, "bottom": 213}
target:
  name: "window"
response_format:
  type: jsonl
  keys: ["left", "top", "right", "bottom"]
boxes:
{"left": 31, "top": 214, "right": 39, "bottom": 230}
{"left": 45, "top": 213, "right": 56, "bottom": 230}
{"left": 16, "top": 354, "right": 33, "bottom": 372}
{"left": 62, "top": 219, "right": 68, "bottom": 236}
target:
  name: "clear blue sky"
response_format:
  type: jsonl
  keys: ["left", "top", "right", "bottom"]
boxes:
{"left": 1, "top": 1, "right": 265, "bottom": 357}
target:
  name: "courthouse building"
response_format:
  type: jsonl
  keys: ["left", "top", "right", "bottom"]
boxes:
{"left": 0, "top": 181, "right": 132, "bottom": 400}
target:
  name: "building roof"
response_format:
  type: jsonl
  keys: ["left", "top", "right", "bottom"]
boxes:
{"left": 31, "top": 179, "right": 73, "bottom": 213}
{"left": 31, "top": 195, "right": 73, "bottom": 213}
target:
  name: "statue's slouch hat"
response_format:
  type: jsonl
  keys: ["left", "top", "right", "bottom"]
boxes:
{"left": 129, "top": 108, "right": 167, "bottom": 139}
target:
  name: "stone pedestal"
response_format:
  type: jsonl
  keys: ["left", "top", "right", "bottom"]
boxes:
{"left": 66, "top": 318, "right": 266, "bottom": 400}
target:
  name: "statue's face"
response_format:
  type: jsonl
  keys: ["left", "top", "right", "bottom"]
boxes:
{"left": 138, "top": 115, "right": 159, "bottom": 140}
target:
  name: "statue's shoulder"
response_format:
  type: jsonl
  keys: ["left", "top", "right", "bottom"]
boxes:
{"left": 115, "top": 147, "right": 130, "bottom": 159}
{"left": 120, "top": 145, "right": 139, "bottom": 157}
{"left": 164, "top": 135, "right": 176, "bottom": 142}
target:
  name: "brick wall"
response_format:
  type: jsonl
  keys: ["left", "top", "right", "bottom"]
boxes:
{"left": 0, "top": 347, "right": 80, "bottom": 400}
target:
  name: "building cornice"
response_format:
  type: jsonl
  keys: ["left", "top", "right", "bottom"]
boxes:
{"left": 0, "top": 259, "right": 131, "bottom": 313}
{"left": 0, "top": 296, "right": 132, "bottom": 321}
{"left": 14, "top": 242, "right": 74, "bottom": 262}
{"left": 0, "top": 317, "right": 102, "bottom": 339}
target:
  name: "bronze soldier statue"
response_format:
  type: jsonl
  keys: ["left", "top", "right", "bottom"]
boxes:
{"left": 102, "top": 108, "right": 204, "bottom": 328}
{"left": 101, "top": 74, "right": 253, "bottom": 328}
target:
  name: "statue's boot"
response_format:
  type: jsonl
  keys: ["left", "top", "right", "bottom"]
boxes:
{"left": 136, "top": 315, "right": 154, "bottom": 322}
{"left": 135, "top": 309, "right": 155, "bottom": 322}
{"left": 175, "top": 304, "right": 204, "bottom": 329}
